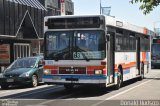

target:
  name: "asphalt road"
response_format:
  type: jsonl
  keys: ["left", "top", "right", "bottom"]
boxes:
{"left": 0, "top": 69, "right": 160, "bottom": 106}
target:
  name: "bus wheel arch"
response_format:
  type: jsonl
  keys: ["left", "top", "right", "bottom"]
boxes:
{"left": 118, "top": 65, "right": 123, "bottom": 76}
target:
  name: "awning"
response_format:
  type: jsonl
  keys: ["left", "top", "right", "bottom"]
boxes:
{"left": 9, "top": 0, "right": 47, "bottom": 11}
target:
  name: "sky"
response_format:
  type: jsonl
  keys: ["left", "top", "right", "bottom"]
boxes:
{"left": 72, "top": 0, "right": 160, "bottom": 30}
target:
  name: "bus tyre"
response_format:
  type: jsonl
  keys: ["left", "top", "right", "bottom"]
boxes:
{"left": 64, "top": 84, "right": 74, "bottom": 89}
{"left": 140, "top": 63, "right": 144, "bottom": 80}
{"left": 1, "top": 84, "right": 9, "bottom": 89}
{"left": 115, "top": 69, "right": 122, "bottom": 90}
{"left": 147, "top": 63, "right": 149, "bottom": 73}
{"left": 31, "top": 75, "right": 38, "bottom": 87}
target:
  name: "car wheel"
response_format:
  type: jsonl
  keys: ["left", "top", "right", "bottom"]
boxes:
{"left": 31, "top": 75, "right": 38, "bottom": 87}
{"left": 1, "top": 84, "right": 9, "bottom": 89}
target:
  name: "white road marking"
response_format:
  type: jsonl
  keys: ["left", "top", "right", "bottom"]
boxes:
{"left": 0, "top": 91, "right": 14, "bottom": 95}
{"left": 90, "top": 73, "right": 160, "bottom": 106}
{"left": 26, "top": 105, "right": 46, "bottom": 106}
{"left": 34, "top": 93, "right": 74, "bottom": 106}
{"left": 10, "top": 86, "right": 63, "bottom": 99}
{"left": 105, "top": 80, "right": 151, "bottom": 100}
{"left": 91, "top": 80, "right": 151, "bottom": 106}
{"left": 0, "top": 85, "right": 52, "bottom": 97}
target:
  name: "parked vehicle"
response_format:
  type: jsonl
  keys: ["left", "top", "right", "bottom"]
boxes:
{"left": 0, "top": 56, "right": 43, "bottom": 89}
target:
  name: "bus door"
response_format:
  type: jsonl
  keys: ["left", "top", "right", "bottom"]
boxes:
{"left": 107, "top": 32, "right": 115, "bottom": 84}
{"left": 136, "top": 37, "right": 141, "bottom": 75}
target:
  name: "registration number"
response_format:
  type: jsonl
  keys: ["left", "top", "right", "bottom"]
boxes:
{"left": 6, "top": 79, "right": 14, "bottom": 82}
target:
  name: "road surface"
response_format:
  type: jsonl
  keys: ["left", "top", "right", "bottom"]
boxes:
{"left": 0, "top": 69, "right": 160, "bottom": 106}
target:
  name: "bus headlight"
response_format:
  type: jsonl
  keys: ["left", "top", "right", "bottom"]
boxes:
{"left": 94, "top": 70, "right": 103, "bottom": 75}
{"left": 44, "top": 70, "right": 51, "bottom": 75}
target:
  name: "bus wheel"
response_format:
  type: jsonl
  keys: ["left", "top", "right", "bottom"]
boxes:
{"left": 147, "top": 63, "right": 149, "bottom": 73}
{"left": 64, "top": 84, "right": 74, "bottom": 89}
{"left": 140, "top": 63, "right": 144, "bottom": 80}
{"left": 115, "top": 68, "right": 123, "bottom": 90}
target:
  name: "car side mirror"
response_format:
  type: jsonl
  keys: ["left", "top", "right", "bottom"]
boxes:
{"left": 38, "top": 64, "right": 43, "bottom": 67}
{"left": 38, "top": 60, "right": 43, "bottom": 67}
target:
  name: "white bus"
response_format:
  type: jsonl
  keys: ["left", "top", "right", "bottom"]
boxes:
{"left": 43, "top": 15, "right": 151, "bottom": 89}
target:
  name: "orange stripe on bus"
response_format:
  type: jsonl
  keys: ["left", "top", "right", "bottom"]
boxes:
{"left": 87, "top": 66, "right": 106, "bottom": 75}
{"left": 142, "top": 52, "right": 146, "bottom": 61}
{"left": 115, "top": 62, "right": 136, "bottom": 70}
{"left": 123, "top": 62, "right": 136, "bottom": 68}
{"left": 87, "top": 66, "right": 105, "bottom": 71}
{"left": 44, "top": 65, "right": 58, "bottom": 69}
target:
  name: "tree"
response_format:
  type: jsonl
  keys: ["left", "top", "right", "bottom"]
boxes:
{"left": 130, "top": 0, "right": 160, "bottom": 14}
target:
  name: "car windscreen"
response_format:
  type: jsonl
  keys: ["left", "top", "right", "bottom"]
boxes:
{"left": 8, "top": 58, "right": 37, "bottom": 69}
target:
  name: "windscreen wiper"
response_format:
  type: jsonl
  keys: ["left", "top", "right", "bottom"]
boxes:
{"left": 53, "top": 56, "right": 59, "bottom": 61}
{"left": 81, "top": 53, "right": 90, "bottom": 61}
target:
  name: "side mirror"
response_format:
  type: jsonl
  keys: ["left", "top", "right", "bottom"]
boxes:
{"left": 38, "top": 64, "right": 43, "bottom": 67}
{"left": 38, "top": 60, "right": 43, "bottom": 67}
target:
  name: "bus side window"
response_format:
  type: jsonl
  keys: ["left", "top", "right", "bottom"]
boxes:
{"left": 115, "top": 35, "right": 123, "bottom": 51}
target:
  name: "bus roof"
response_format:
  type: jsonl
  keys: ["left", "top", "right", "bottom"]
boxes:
{"left": 105, "top": 16, "right": 150, "bottom": 35}
{"left": 44, "top": 15, "right": 153, "bottom": 36}
{"left": 44, "top": 15, "right": 104, "bottom": 19}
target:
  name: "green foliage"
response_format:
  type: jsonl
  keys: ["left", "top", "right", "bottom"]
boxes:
{"left": 130, "top": 0, "right": 160, "bottom": 14}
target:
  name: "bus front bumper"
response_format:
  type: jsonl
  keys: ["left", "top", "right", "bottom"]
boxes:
{"left": 42, "top": 75, "right": 107, "bottom": 85}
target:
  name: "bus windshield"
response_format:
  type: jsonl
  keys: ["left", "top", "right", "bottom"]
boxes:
{"left": 44, "top": 30, "right": 106, "bottom": 60}
{"left": 152, "top": 44, "right": 160, "bottom": 58}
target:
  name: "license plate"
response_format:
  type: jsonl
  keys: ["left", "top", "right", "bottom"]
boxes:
{"left": 6, "top": 79, "right": 14, "bottom": 82}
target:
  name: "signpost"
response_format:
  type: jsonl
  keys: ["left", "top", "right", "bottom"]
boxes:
{"left": 100, "top": 0, "right": 111, "bottom": 16}
{"left": 61, "top": 0, "right": 65, "bottom": 15}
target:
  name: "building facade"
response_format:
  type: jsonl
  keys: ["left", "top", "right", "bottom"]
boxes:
{"left": 38, "top": 0, "right": 74, "bottom": 16}
{"left": 0, "top": 0, "right": 74, "bottom": 72}
{"left": 0, "top": 0, "right": 47, "bottom": 72}
{"left": 0, "top": 0, "right": 47, "bottom": 38}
